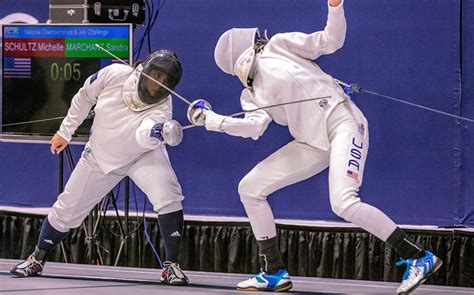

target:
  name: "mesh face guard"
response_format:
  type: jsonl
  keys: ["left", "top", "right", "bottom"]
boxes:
{"left": 138, "top": 49, "right": 182, "bottom": 105}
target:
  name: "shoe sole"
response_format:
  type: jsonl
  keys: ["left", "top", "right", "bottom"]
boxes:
{"left": 236, "top": 281, "right": 293, "bottom": 292}
{"left": 10, "top": 270, "right": 42, "bottom": 278}
{"left": 398, "top": 259, "right": 443, "bottom": 295}
{"left": 160, "top": 279, "right": 189, "bottom": 286}
{"left": 162, "top": 282, "right": 189, "bottom": 286}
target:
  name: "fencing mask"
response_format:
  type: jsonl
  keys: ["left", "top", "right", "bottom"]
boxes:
{"left": 138, "top": 49, "right": 182, "bottom": 105}
{"left": 214, "top": 28, "right": 259, "bottom": 76}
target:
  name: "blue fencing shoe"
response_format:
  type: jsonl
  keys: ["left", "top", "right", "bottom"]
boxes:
{"left": 237, "top": 269, "right": 292, "bottom": 291}
{"left": 396, "top": 251, "right": 442, "bottom": 294}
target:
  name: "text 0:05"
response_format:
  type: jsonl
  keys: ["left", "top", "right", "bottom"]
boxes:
{"left": 50, "top": 62, "right": 81, "bottom": 81}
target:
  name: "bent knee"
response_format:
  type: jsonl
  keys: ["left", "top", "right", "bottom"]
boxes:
{"left": 48, "top": 207, "right": 78, "bottom": 232}
{"left": 153, "top": 199, "right": 183, "bottom": 214}
{"left": 330, "top": 188, "right": 361, "bottom": 218}
{"left": 238, "top": 177, "right": 266, "bottom": 205}
{"left": 330, "top": 202, "right": 347, "bottom": 217}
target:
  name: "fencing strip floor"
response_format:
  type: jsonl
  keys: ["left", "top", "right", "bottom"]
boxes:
{"left": 0, "top": 259, "right": 472, "bottom": 295}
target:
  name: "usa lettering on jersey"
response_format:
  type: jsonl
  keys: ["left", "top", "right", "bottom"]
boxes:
{"left": 345, "top": 137, "right": 363, "bottom": 182}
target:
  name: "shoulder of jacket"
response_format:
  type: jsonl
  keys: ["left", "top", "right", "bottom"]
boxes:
{"left": 108, "top": 63, "right": 133, "bottom": 74}
{"left": 269, "top": 32, "right": 292, "bottom": 44}
{"left": 99, "top": 63, "right": 133, "bottom": 81}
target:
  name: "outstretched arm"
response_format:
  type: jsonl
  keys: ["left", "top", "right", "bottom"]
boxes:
{"left": 204, "top": 108, "right": 272, "bottom": 141}
{"left": 187, "top": 90, "right": 272, "bottom": 140}
{"left": 271, "top": 0, "right": 346, "bottom": 59}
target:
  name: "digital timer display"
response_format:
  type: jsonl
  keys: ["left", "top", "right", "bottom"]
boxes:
{"left": 1, "top": 24, "right": 132, "bottom": 142}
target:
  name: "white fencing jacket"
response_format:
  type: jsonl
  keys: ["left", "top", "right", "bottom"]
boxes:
{"left": 57, "top": 64, "right": 172, "bottom": 174}
{"left": 206, "top": 3, "right": 348, "bottom": 151}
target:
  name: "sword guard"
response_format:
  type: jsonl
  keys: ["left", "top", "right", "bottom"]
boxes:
{"left": 334, "top": 78, "right": 361, "bottom": 95}
{"left": 343, "top": 84, "right": 361, "bottom": 94}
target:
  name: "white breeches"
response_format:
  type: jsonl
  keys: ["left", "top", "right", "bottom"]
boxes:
{"left": 239, "top": 99, "right": 369, "bottom": 217}
{"left": 48, "top": 146, "right": 184, "bottom": 232}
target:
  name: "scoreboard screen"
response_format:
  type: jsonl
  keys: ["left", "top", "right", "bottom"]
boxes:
{"left": 1, "top": 24, "right": 133, "bottom": 142}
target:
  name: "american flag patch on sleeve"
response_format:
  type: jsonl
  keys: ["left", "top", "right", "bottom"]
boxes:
{"left": 346, "top": 170, "right": 359, "bottom": 182}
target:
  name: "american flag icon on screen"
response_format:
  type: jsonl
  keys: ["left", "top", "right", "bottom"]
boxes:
{"left": 346, "top": 170, "right": 359, "bottom": 182}
{"left": 3, "top": 57, "right": 31, "bottom": 79}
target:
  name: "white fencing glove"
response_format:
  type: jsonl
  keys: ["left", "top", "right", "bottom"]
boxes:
{"left": 150, "top": 119, "right": 183, "bottom": 146}
{"left": 187, "top": 99, "right": 212, "bottom": 125}
{"left": 204, "top": 110, "right": 228, "bottom": 132}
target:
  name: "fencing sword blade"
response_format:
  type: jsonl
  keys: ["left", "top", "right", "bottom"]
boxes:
{"left": 1, "top": 110, "right": 95, "bottom": 128}
{"left": 361, "top": 89, "right": 474, "bottom": 123}
{"left": 1, "top": 116, "right": 66, "bottom": 127}
{"left": 181, "top": 124, "right": 197, "bottom": 130}
{"left": 228, "top": 95, "right": 332, "bottom": 117}
{"left": 94, "top": 44, "right": 192, "bottom": 105}
{"left": 2, "top": 46, "right": 194, "bottom": 129}
{"left": 180, "top": 95, "right": 333, "bottom": 131}
{"left": 334, "top": 79, "right": 474, "bottom": 123}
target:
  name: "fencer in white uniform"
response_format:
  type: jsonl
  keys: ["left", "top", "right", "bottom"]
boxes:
{"left": 11, "top": 49, "right": 189, "bottom": 286}
{"left": 188, "top": 0, "right": 441, "bottom": 293}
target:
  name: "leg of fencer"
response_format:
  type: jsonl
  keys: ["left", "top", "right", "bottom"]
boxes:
{"left": 241, "top": 199, "right": 283, "bottom": 274}
{"left": 37, "top": 217, "right": 68, "bottom": 252}
{"left": 127, "top": 148, "right": 185, "bottom": 262}
{"left": 10, "top": 151, "right": 123, "bottom": 278}
{"left": 157, "top": 210, "right": 184, "bottom": 263}
{"left": 328, "top": 122, "right": 424, "bottom": 259}
{"left": 341, "top": 201, "right": 424, "bottom": 259}
{"left": 128, "top": 148, "right": 188, "bottom": 285}
{"left": 327, "top": 107, "right": 442, "bottom": 294}
{"left": 238, "top": 140, "right": 329, "bottom": 273}
{"left": 48, "top": 151, "right": 123, "bottom": 233}
{"left": 18, "top": 216, "right": 69, "bottom": 272}
{"left": 241, "top": 199, "right": 277, "bottom": 242}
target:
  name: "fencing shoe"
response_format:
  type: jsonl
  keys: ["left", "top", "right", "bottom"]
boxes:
{"left": 396, "top": 251, "right": 443, "bottom": 294}
{"left": 160, "top": 261, "right": 189, "bottom": 286}
{"left": 10, "top": 246, "right": 48, "bottom": 277}
{"left": 237, "top": 269, "right": 292, "bottom": 291}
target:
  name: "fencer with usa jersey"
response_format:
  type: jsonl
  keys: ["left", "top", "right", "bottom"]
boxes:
{"left": 205, "top": 2, "right": 373, "bottom": 240}
{"left": 57, "top": 63, "right": 171, "bottom": 174}
{"left": 206, "top": 3, "right": 348, "bottom": 151}
{"left": 200, "top": 1, "right": 442, "bottom": 292}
